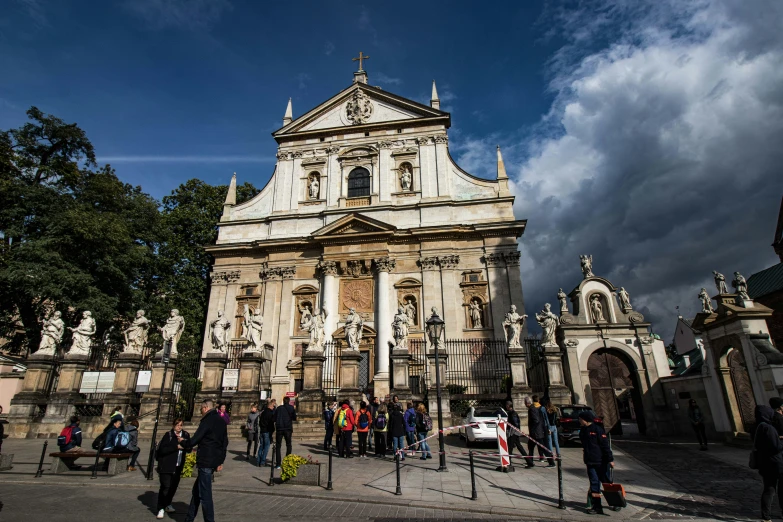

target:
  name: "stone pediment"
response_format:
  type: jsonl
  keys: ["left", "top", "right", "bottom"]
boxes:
{"left": 274, "top": 83, "right": 449, "bottom": 137}
{"left": 311, "top": 213, "right": 396, "bottom": 239}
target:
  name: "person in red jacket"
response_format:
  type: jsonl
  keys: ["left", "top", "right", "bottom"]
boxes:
{"left": 337, "top": 401, "right": 356, "bottom": 458}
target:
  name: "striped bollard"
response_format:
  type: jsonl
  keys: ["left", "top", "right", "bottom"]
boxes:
{"left": 495, "top": 415, "right": 513, "bottom": 472}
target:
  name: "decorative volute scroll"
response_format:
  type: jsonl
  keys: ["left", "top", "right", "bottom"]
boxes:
{"left": 373, "top": 257, "right": 396, "bottom": 273}
{"left": 316, "top": 259, "right": 339, "bottom": 277}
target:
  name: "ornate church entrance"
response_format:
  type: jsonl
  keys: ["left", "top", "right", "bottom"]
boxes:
{"left": 587, "top": 349, "right": 646, "bottom": 435}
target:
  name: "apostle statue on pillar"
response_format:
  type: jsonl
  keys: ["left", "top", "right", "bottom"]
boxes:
{"left": 304, "top": 307, "right": 327, "bottom": 353}
{"left": 392, "top": 305, "right": 411, "bottom": 351}
{"left": 158, "top": 309, "right": 185, "bottom": 357}
{"left": 557, "top": 288, "right": 568, "bottom": 314}
{"left": 713, "top": 270, "right": 729, "bottom": 294}
{"left": 123, "top": 309, "right": 150, "bottom": 354}
{"left": 241, "top": 304, "right": 252, "bottom": 340}
{"left": 580, "top": 254, "right": 594, "bottom": 279}
{"left": 209, "top": 310, "right": 231, "bottom": 353}
{"left": 502, "top": 304, "right": 527, "bottom": 348}
{"left": 733, "top": 271, "right": 750, "bottom": 304}
{"left": 247, "top": 308, "right": 264, "bottom": 352}
{"left": 67, "top": 311, "right": 96, "bottom": 356}
{"left": 37, "top": 311, "right": 65, "bottom": 356}
{"left": 699, "top": 288, "right": 714, "bottom": 314}
{"left": 535, "top": 303, "right": 559, "bottom": 347}
{"left": 345, "top": 308, "right": 364, "bottom": 351}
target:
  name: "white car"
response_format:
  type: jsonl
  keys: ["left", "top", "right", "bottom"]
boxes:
{"left": 461, "top": 406, "right": 508, "bottom": 446}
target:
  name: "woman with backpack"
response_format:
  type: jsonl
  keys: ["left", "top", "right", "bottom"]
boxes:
{"left": 125, "top": 418, "right": 141, "bottom": 471}
{"left": 415, "top": 404, "right": 433, "bottom": 460}
{"left": 356, "top": 401, "right": 372, "bottom": 458}
{"left": 545, "top": 400, "right": 562, "bottom": 458}
{"left": 155, "top": 418, "right": 191, "bottom": 519}
{"left": 374, "top": 404, "right": 388, "bottom": 458}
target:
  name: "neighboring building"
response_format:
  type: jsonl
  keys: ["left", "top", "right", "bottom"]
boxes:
{"left": 204, "top": 66, "right": 527, "bottom": 401}
{"left": 748, "top": 196, "right": 783, "bottom": 349}
{"left": 669, "top": 316, "right": 705, "bottom": 376}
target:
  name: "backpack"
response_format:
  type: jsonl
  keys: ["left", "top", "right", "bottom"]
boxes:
{"left": 91, "top": 433, "right": 106, "bottom": 451}
{"left": 58, "top": 426, "right": 74, "bottom": 447}
{"left": 375, "top": 413, "right": 387, "bottom": 430}
{"left": 336, "top": 408, "right": 347, "bottom": 429}
{"left": 324, "top": 408, "right": 334, "bottom": 425}
{"left": 110, "top": 430, "right": 131, "bottom": 450}
{"left": 406, "top": 411, "right": 417, "bottom": 429}
{"left": 358, "top": 411, "right": 370, "bottom": 429}
{"left": 423, "top": 413, "right": 433, "bottom": 432}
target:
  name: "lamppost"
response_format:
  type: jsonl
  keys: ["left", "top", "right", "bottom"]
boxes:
{"left": 426, "top": 308, "right": 447, "bottom": 472}
{"left": 146, "top": 340, "right": 172, "bottom": 480}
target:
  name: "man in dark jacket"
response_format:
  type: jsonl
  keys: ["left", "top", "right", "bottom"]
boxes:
{"left": 755, "top": 405, "right": 783, "bottom": 521}
{"left": 525, "top": 396, "right": 554, "bottom": 468}
{"left": 389, "top": 403, "right": 407, "bottom": 461}
{"left": 769, "top": 397, "right": 783, "bottom": 437}
{"left": 578, "top": 410, "right": 614, "bottom": 515}
{"left": 256, "top": 399, "right": 275, "bottom": 466}
{"left": 505, "top": 402, "right": 528, "bottom": 459}
{"left": 180, "top": 399, "right": 228, "bottom": 522}
{"left": 58, "top": 415, "right": 83, "bottom": 470}
{"left": 368, "top": 396, "right": 380, "bottom": 451}
{"left": 274, "top": 396, "right": 297, "bottom": 468}
{"left": 323, "top": 402, "right": 337, "bottom": 451}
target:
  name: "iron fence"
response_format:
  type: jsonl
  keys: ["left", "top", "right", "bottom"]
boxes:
{"left": 408, "top": 339, "right": 428, "bottom": 396}
{"left": 323, "top": 340, "right": 340, "bottom": 400}
{"left": 168, "top": 347, "right": 202, "bottom": 421}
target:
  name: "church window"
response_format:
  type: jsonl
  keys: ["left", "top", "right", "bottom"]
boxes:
{"left": 468, "top": 274, "right": 479, "bottom": 283}
{"left": 364, "top": 132, "right": 370, "bottom": 137}
{"left": 347, "top": 167, "right": 371, "bottom": 198}
{"left": 397, "top": 129, "right": 402, "bottom": 134}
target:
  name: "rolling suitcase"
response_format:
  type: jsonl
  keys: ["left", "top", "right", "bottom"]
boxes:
{"left": 602, "top": 466, "right": 627, "bottom": 509}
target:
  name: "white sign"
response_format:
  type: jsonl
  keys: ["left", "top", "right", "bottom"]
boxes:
{"left": 222, "top": 369, "right": 239, "bottom": 389}
{"left": 259, "top": 390, "right": 268, "bottom": 400}
{"left": 96, "top": 372, "right": 115, "bottom": 393}
{"left": 80, "top": 372, "right": 100, "bottom": 394}
{"left": 135, "top": 370, "right": 152, "bottom": 393}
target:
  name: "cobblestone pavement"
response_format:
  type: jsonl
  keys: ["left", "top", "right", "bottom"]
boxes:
{"left": 615, "top": 440, "right": 768, "bottom": 521}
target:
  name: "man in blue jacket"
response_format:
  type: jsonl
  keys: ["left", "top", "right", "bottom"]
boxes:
{"left": 180, "top": 399, "right": 228, "bottom": 522}
{"left": 578, "top": 410, "right": 614, "bottom": 515}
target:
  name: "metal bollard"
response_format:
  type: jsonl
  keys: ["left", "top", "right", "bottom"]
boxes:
{"left": 326, "top": 443, "right": 333, "bottom": 491}
{"left": 268, "top": 443, "right": 275, "bottom": 487}
{"left": 34, "top": 441, "right": 48, "bottom": 478}
{"left": 469, "top": 450, "right": 478, "bottom": 500}
{"left": 91, "top": 447, "right": 103, "bottom": 479}
{"left": 557, "top": 457, "right": 565, "bottom": 509}
{"left": 394, "top": 452, "right": 402, "bottom": 496}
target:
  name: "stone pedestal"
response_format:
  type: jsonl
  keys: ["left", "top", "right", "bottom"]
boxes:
{"left": 427, "top": 348, "right": 451, "bottom": 429}
{"left": 47, "top": 354, "right": 90, "bottom": 423}
{"left": 232, "top": 349, "right": 270, "bottom": 420}
{"left": 139, "top": 355, "right": 178, "bottom": 421}
{"left": 103, "top": 352, "right": 144, "bottom": 422}
{"left": 391, "top": 348, "right": 411, "bottom": 397}
{"left": 193, "top": 352, "right": 227, "bottom": 418}
{"left": 298, "top": 350, "right": 326, "bottom": 419}
{"left": 542, "top": 344, "right": 572, "bottom": 405}
{"left": 338, "top": 349, "right": 363, "bottom": 403}
{"left": 9, "top": 353, "right": 58, "bottom": 427}
{"left": 507, "top": 346, "right": 533, "bottom": 412}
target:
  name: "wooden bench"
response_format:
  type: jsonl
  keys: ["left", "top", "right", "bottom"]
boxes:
{"left": 49, "top": 452, "right": 132, "bottom": 475}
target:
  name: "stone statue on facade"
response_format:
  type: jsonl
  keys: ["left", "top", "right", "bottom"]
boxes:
{"left": 590, "top": 295, "right": 606, "bottom": 323}
{"left": 158, "top": 309, "right": 185, "bottom": 357}
{"left": 469, "top": 299, "right": 483, "bottom": 328}
{"left": 713, "top": 270, "right": 729, "bottom": 294}
{"left": 580, "top": 255, "right": 594, "bottom": 279}
{"left": 247, "top": 308, "right": 263, "bottom": 351}
{"left": 304, "top": 307, "right": 327, "bottom": 353}
{"left": 403, "top": 298, "right": 417, "bottom": 327}
{"left": 392, "top": 306, "right": 411, "bottom": 351}
{"left": 122, "top": 310, "right": 150, "bottom": 354}
{"left": 557, "top": 288, "right": 568, "bottom": 314}
{"left": 299, "top": 303, "right": 313, "bottom": 332}
{"left": 616, "top": 287, "right": 632, "bottom": 311}
{"left": 502, "top": 304, "right": 527, "bottom": 348}
{"left": 209, "top": 310, "right": 231, "bottom": 353}
{"left": 345, "top": 308, "right": 364, "bottom": 351}
{"left": 535, "top": 303, "right": 559, "bottom": 347}
{"left": 732, "top": 271, "right": 750, "bottom": 302}
{"left": 242, "top": 304, "right": 251, "bottom": 340}
{"left": 309, "top": 176, "right": 320, "bottom": 200}
{"left": 67, "top": 311, "right": 96, "bottom": 356}
{"left": 37, "top": 311, "right": 65, "bottom": 356}
{"left": 699, "top": 288, "right": 714, "bottom": 314}
{"left": 400, "top": 164, "right": 412, "bottom": 191}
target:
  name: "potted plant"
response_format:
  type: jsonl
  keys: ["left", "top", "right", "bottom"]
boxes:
{"left": 280, "top": 454, "right": 321, "bottom": 486}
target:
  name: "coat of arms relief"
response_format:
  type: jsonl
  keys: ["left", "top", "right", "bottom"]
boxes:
{"left": 345, "top": 90, "right": 374, "bottom": 125}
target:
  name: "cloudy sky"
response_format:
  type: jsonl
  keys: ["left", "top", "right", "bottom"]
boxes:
{"left": 2, "top": 0, "right": 782, "bottom": 338}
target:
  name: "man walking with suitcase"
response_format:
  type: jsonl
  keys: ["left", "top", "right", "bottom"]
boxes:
{"left": 578, "top": 410, "right": 614, "bottom": 515}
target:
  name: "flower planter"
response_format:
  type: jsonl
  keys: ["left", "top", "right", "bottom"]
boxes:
{"left": 285, "top": 463, "right": 321, "bottom": 486}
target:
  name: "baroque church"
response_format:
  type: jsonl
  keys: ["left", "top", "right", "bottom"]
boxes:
{"left": 204, "top": 61, "right": 527, "bottom": 401}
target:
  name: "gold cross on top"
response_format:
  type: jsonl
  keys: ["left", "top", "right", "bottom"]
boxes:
{"left": 352, "top": 51, "right": 370, "bottom": 71}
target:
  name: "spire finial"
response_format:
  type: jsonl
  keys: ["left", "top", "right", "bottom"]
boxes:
{"left": 224, "top": 172, "right": 237, "bottom": 206}
{"left": 283, "top": 97, "right": 293, "bottom": 126}
{"left": 496, "top": 146, "right": 508, "bottom": 180}
{"left": 431, "top": 80, "right": 440, "bottom": 110}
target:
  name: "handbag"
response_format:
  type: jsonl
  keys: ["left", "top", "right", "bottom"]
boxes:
{"left": 749, "top": 425, "right": 761, "bottom": 470}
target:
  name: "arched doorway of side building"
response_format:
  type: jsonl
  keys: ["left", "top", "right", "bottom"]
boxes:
{"left": 587, "top": 349, "right": 646, "bottom": 436}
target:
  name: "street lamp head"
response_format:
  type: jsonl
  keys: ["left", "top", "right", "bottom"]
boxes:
{"left": 426, "top": 308, "right": 445, "bottom": 344}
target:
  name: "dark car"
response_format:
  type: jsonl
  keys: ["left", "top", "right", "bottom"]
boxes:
{"left": 557, "top": 405, "right": 603, "bottom": 445}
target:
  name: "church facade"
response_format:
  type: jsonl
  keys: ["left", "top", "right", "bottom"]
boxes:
{"left": 203, "top": 66, "right": 527, "bottom": 401}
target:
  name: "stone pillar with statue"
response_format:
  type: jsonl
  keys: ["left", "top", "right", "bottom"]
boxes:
{"left": 232, "top": 343, "right": 273, "bottom": 421}
{"left": 536, "top": 303, "right": 571, "bottom": 404}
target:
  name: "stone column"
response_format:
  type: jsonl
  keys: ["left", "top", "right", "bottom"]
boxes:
{"left": 46, "top": 354, "right": 90, "bottom": 423}
{"left": 391, "top": 348, "right": 411, "bottom": 398}
{"left": 192, "top": 352, "right": 227, "bottom": 418}
{"left": 542, "top": 344, "right": 571, "bottom": 405}
{"left": 373, "top": 256, "right": 395, "bottom": 398}
{"left": 438, "top": 256, "right": 461, "bottom": 339}
{"left": 232, "top": 348, "right": 270, "bottom": 420}
{"left": 8, "top": 353, "right": 58, "bottom": 436}
{"left": 103, "top": 352, "right": 144, "bottom": 422}
{"left": 318, "top": 260, "right": 340, "bottom": 340}
{"left": 507, "top": 346, "right": 532, "bottom": 411}
{"left": 339, "top": 345, "right": 363, "bottom": 404}
{"left": 427, "top": 346, "right": 451, "bottom": 429}
{"left": 484, "top": 252, "right": 510, "bottom": 340}
{"left": 504, "top": 251, "right": 528, "bottom": 337}
{"left": 139, "top": 354, "right": 178, "bottom": 421}
{"left": 298, "top": 349, "right": 327, "bottom": 419}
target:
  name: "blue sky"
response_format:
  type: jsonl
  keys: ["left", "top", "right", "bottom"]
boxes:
{"left": 1, "top": 0, "right": 562, "bottom": 199}
{"left": 3, "top": 0, "right": 783, "bottom": 338}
